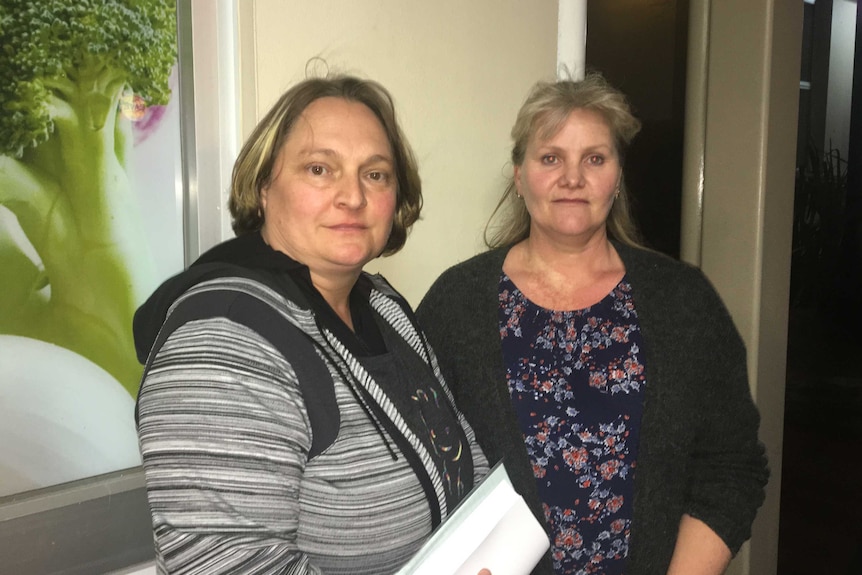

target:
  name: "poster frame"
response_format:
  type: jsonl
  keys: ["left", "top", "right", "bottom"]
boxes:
{"left": 0, "top": 0, "right": 240, "bottom": 571}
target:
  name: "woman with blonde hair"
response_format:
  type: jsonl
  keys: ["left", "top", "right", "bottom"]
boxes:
{"left": 417, "top": 73, "right": 768, "bottom": 574}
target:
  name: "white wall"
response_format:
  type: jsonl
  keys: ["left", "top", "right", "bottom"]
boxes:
{"left": 825, "top": 0, "right": 857, "bottom": 159}
{"left": 239, "top": 0, "right": 557, "bottom": 306}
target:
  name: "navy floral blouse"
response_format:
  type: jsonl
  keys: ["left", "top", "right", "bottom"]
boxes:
{"left": 499, "top": 274, "right": 648, "bottom": 574}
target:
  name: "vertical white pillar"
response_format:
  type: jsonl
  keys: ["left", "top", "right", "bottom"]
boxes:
{"left": 182, "top": 0, "right": 241, "bottom": 263}
{"left": 680, "top": 0, "right": 711, "bottom": 266}
{"left": 557, "top": 0, "right": 587, "bottom": 80}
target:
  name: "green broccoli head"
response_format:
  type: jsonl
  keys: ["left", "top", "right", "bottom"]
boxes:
{"left": 0, "top": 0, "right": 177, "bottom": 158}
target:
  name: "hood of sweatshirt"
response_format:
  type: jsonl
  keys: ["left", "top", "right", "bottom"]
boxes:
{"left": 132, "top": 232, "right": 309, "bottom": 364}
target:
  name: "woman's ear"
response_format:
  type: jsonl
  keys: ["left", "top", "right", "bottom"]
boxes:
{"left": 513, "top": 165, "right": 523, "bottom": 196}
{"left": 259, "top": 185, "right": 269, "bottom": 212}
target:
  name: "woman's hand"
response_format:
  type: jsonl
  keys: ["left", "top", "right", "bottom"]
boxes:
{"left": 478, "top": 570, "right": 491, "bottom": 575}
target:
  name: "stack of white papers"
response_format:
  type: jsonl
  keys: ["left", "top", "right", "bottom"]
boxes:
{"left": 397, "top": 462, "right": 550, "bottom": 575}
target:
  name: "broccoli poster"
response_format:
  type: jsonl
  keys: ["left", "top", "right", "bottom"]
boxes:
{"left": 0, "top": 1, "right": 183, "bottom": 496}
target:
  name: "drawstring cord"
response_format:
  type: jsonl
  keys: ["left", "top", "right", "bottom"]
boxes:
{"left": 311, "top": 317, "right": 399, "bottom": 461}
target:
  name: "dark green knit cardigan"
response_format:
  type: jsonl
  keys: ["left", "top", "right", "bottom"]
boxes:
{"left": 416, "top": 243, "right": 769, "bottom": 575}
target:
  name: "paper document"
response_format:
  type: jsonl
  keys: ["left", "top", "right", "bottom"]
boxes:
{"left": 397, "top": 462, "right": 550, "bottom": 575}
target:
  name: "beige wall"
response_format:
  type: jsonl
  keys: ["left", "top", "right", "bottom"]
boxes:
{"left": 238, "top": 0, "right": 557, "bottom": 306}
{"left": 693, "top": 1, "right": 802, "bottom": 574}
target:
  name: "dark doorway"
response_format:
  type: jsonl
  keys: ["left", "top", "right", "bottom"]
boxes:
{"left": 586, "top": 0, "right": 688, "bottom": 258}
{"left": 778, "top": 1, "right": 862, "bottom": 574}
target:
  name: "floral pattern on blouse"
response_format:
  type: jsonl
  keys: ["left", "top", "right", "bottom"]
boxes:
{"left": 499, "top": 274, "right": 647, "bottom": 575}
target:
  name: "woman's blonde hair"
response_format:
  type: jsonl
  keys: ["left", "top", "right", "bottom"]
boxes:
{"left": 229, "top": 75, "right": 422, "bottom": 256}
{"left": 485, "top": 72, "right": 643, "bottom": 248}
